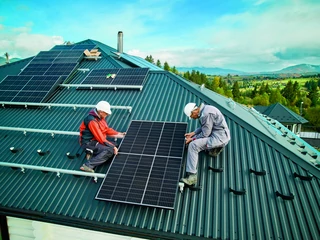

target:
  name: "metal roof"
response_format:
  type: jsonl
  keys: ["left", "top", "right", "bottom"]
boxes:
{"left": 0, "top": 41, "right": 319, "bottom": 239}
{"left": 254, "top": 103, "right": 308, "bottom": 124}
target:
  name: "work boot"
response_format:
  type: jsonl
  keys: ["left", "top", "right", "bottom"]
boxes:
{"left": 80, "top": 164, "right": 94, "bottom": 173}
{"left": 180, "top": 173, "right": 197, "bottom": 186}
{"left": 85, "top": 149, "right": 93, "bottom": 160}
{"left": 208, "top": 147, "right": 223, "bottom": 157}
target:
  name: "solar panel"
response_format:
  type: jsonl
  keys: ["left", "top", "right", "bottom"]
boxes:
{"left": 71, "top": 44, "right": 96, "bottom": 50}
{"left": 80, "top": 68, "right": 149, "bottom": 87}
{"left": 0, "top": 75, "right": 62, "bottom": 102}
{"left": 51, "top": 45, "right": 74, "bottom": 51}
{"left": 96, "top": 121, "right": 187, "bottom": 209}
{"left": 45, "top": 63, "right": 78, "bottom": 76}
{"left": 51, "top": 44, "right": 96, "bottom": 51}
{"left": 19, "top": 63, "right": 52, "bottom": 75}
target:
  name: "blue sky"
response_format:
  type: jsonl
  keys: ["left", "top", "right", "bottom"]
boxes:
{"left": 0, "top": 0, "right": 319, "bottom": 72}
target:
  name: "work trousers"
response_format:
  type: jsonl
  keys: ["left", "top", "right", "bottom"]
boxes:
{"left": 186, "top": 138, "right": 209, "bottom": 174}
{"left": 81, "top": 141, "right": 114, "bottom": 169}
{"left": 186, "top": 137, "right": 227, "bottom": 174}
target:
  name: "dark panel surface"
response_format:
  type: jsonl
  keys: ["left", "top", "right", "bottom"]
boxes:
{"left": 96, "top": 120, "right": 187, "bottom": 209}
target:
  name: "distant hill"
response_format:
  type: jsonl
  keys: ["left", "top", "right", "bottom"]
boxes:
{"left": 177, "top": 64, "right": 320, "bottom": 76}
{"left": 176, "top": 66, "right": 246, "bottom": 76}
{"left": 0, "top": 57, "right": 21, "bottom": 66}
{"left": 275, "top": 64, "right": 320, "bottom": 74}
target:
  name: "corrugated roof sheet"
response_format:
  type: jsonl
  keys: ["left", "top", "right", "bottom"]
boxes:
{"left": 254, "top": 103, "right": 308, "bottom": 124}
{"left": 0, "top": 41, "right": 319, "bottom": 240}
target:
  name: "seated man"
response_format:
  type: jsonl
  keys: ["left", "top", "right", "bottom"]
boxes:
{"left": 181, "top": 103, "right": 231, "bottom": 185}
{"left": 79, "top": 101, "right": 125, "bottom": 172}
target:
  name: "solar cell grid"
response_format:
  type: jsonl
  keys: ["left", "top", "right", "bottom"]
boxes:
{"left": 0, "top": 75, "right": 62, "bottom": 102}
{"left": 58, "top": 50, "right": 83, "bottom": 58}
{"left": 45, "top": 63, "right": 78, "bottom": 76}
{"left": 51, "top": 45, "right": 74, "bottom": 51}
{"left": 80, "top": 68, "right": 149, "bottom": 87}
{"left": 19, "top": 63, "right": 52, "bottom": 76}
{"left": 96, "top": 120, "right": 187, "bottom": 209}
{"left": 37, "top": 51, "right": 61, "bottom": 58}
{"left": 71, "top": 44, "right": 96, "bottom": 50}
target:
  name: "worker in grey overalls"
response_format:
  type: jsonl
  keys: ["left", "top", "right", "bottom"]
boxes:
{"left": 181, "top": 103, "right": 231, "bottom": 186}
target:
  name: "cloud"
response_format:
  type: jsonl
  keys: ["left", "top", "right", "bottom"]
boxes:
{"left": 129, "top": 0, "right": 320, "bottom": 72}
{"left": 0, "top": 24, "right": 64, "bottom": 58}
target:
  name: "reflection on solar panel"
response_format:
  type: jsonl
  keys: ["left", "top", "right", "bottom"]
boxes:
{"left": 51, "top": 44, "right": 96, "bottom": 51}
{"left": 20, "top": 63, "right": 78, "bottom": 76}
{"left": 96, "top": 120, "right": 187, "bottom": 209}
{"left": 0, "top": 75, "right": 62, "bottom": 102}
{"left": 24, "top": 50, "right": 83, "bottom": 66}
{"left": 80, "top": 68, "right": 149, "bottom": 87}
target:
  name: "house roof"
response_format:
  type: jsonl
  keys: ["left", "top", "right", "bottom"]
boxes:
{"left": 0, "top": 40, "right": 319, "bottom": 239}
{"left": 254, "top": 103, "right": 308, "bottom": 124}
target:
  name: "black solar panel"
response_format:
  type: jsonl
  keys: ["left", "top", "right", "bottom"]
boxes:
{"left": 80, "top": 68, "right": 149, "bottom": 87}
{"left": 71, "top": 44, "right": 96, "bottom": 50}
{"left": 51, "top": 44, "right": 96, "bottom": 51}
{"left": 19, "top": 63, "right": 52, "bottom": 75}
{"left": 0, "top": 75, "right": 62, "bottom": 102}
{"left": 51, "top": 45, "right": 74, "bottom": 51}
{"left": 45, "top": 63, "right": 78, "bottom": 76}
{"left": 96, "top": 121, "right": 187, "bottom": 209}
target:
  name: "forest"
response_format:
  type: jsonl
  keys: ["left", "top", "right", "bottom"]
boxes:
{"left": 145, "top": 55, "right": 320, "bottom": 131}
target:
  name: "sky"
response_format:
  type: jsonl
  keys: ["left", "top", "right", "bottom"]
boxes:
{"left": 0, "top": 0, "right": 320, "bottom": 72}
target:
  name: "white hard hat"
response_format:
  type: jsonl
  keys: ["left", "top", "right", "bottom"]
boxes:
{"left": 184, "top": 103, "right": 197, "bottom": 119}
{"left": 96, "top": 101, "right": 112, "bottom": 114}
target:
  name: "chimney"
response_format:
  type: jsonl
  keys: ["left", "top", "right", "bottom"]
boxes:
{"left": 117, "top": 31, "right": 123, "bottom": 53}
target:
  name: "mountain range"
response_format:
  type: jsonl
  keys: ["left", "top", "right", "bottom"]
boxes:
{"left": 177, "top": 64, "right": 320, "bottom": 76}
{"left": 1, "top": 56, "right": 319, "bottom": 76}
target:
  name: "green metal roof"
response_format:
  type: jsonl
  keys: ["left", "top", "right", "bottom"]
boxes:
{"left": 254, "top": 103, "right": 308, "bottom": 124}
{"left": 0, "top": 40, "right": 319, "bottom": 239}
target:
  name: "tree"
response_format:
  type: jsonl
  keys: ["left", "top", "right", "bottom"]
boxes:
{"left": 145, "top": 55, "right": 154, "bottom": 64}
{"left": 307, "top": 81, "right": 319, "bottom": 106}
{"left": 183, "top": 71, "right": 190, "bottom": 80}
{"left": 269, "top": 87, "right": 286, "bottom": 104}
{"left": 259, "top": 82, "right": 266, "bottom": 95}
{"left": 265, "top": 83, "right": 271, "bottom": 94}
{"left": 281, "top": 80, "right": 296, "bottom": 105}
{"left": 211, "top": 76, "right": 220, "bottom": 91}
{"left": 171, "top": 66, "right": 178, "bottom": 74}
{"left": 253, "top": 93, "right": 269, "bottom": 106}
{"left": 251, "top": 85, "right": 258, "bottom": 98}
{"left": 4, "top": 52, "right": 9, "bottom": 64}
{"left": 156, "top": 59, "right": 162, "bottom": 68}
{"left": 163, "top": 61, "right": 170, "bottom": 71}
{"left": 305, "top": 106, "right": 320, "bottom": 131}
{"left": 232, "top": 81, "right": 241, "bottom": 100}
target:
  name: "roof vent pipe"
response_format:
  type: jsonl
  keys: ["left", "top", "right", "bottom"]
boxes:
{"left": 117, "top": 31, "right": 123, "bottom": 53}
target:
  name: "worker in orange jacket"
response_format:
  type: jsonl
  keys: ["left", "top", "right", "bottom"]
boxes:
{"left": 79, "top": 101, "right": 125, "bottom": 172}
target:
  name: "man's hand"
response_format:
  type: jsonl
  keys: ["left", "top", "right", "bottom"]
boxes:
{"left": 185, "top": 137, "right": 193, "bottom": 145}
{"left": 113, "top": 147, "right": 119, "bottom": 155}
{"left": 185, "top": 132, "right": 195, "bottom": 138}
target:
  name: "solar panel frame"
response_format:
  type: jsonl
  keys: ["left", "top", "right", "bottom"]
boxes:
{"left": 80, "top": 68, "right": 149, "bottom": 87}
{"left": 0, "top": 75, "right": 63, "bottom": 103}
{"left": 96, "top": 120, "right": 187, "bottom": 210}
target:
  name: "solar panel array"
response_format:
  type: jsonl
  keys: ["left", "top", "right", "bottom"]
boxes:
{"left": 96, "top": 120, "right": 187, "bottom": 210}
{"left": 0, "top": 48, "right": 84, "bottom": 103}
{"left": 80, "top": 68, "right": 149, "bottom": 86}
{"left": 0, "top": 75, "right": 62, "bottom": 102}
{"left": 51, "top": 44, "right": 96, "bottom": 51}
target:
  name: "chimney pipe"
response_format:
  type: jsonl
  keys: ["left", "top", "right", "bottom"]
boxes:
{"left": 117, "top": 31, "right": 123, "bottom": 53}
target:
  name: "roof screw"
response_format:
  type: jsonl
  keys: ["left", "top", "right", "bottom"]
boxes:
{"left": 23, "top": 130, "right": 27, "bottom": 136}
{"left": 73, "top": 106, "right": 76, "bottom": 111}
{"left": 51, "top": 133, "right": 55, "bottom": 138}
